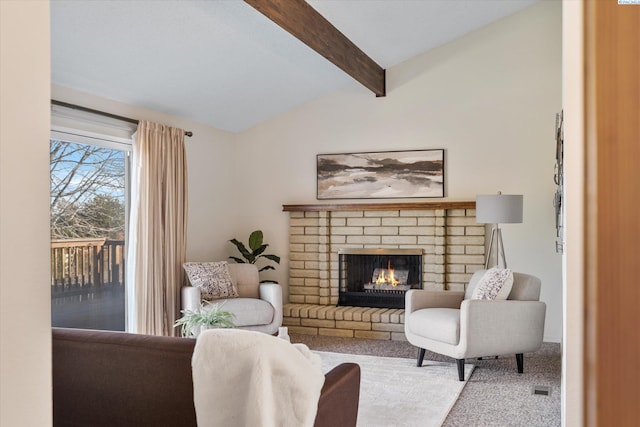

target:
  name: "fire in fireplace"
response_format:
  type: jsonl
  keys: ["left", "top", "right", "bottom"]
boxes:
{"left": 338, "top": 248, "right": 423, "bottom": 309}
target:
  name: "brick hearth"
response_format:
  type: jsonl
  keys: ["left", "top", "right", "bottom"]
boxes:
{"left": 282, "top": 202, "right": 485, "bottom": 340}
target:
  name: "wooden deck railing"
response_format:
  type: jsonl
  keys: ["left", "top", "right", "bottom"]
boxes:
{"left": 51, "top": 238, "right": 125, "bottom": 295}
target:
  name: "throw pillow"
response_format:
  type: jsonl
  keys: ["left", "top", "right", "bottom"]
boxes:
{"left": 183, "top": 261, "right": 239, "bottom": 300}
{"left": 471, "top": 267, "right": 514, "bottom": 300}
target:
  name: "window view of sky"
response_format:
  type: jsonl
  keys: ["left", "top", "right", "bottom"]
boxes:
{"left": 50, "top": 140, "right": 125, "bottom": 239}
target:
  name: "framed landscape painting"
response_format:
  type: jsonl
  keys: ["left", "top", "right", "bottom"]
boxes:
{"left": 317, "top": 149, "right": 445, "bottom": 199}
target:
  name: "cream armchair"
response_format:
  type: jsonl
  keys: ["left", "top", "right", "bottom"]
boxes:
{"left": 404, "top": 270, "right": 546, "bottom": 381}
{"left": 182, "top": 263, "right": 283, "bottom": 335}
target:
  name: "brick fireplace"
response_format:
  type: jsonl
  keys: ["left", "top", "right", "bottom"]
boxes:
{"left": 282, "top": 201, "right": 485, "bottom": 340}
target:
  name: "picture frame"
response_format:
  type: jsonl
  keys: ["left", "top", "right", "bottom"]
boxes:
{"left": 553, "top": 110, "right": 564, "bottom": 253}
{"left": 317, "top": 149, "right": 445, "bottom": 200}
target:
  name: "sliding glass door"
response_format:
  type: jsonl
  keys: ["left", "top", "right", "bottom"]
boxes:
{"left": 50, "top": 131, "right": 130, "bottom": 331}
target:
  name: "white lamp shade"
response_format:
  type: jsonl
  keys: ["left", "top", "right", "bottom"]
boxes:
{"left": 476, "top": 194, "right": 523, "bottom": 224}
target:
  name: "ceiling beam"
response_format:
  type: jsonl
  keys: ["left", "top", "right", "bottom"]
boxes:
{"left": 244, "top": 0, "right": 385, "bottom": 97}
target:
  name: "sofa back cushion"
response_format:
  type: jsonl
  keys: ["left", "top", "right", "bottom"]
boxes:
{"left": 228, "top": 263, "right": 260, "bottom": 298}
{"left": 52, "top": 328, "right": 197, "bottom": 427}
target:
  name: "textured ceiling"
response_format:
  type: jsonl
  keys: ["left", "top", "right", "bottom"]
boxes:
{"left": 51, "top": 0, "right": 538, "bottom": 133}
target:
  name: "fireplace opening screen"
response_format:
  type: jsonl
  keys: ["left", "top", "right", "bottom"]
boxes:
{"left": 338, "top": 248, "right": 423, "bottom": 309}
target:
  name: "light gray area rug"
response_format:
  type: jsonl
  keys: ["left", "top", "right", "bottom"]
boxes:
{"left": 316, "top": 351, "right": 474, "bottom": 427}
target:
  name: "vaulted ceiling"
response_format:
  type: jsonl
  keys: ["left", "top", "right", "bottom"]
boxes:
{"left": 51, "top": 0, "right": 538, "bottom": 133}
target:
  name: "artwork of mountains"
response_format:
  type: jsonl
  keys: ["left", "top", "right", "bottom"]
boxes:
{"left": 317, "top": 149, "right": 444, "bottom": 199}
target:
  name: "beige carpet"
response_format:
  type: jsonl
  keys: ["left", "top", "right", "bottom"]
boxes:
{"left": 316, "top": 351, "right": 474, "bottom": 427}
{"left": 296, "top": 335, "right": 561, "bottom": 426}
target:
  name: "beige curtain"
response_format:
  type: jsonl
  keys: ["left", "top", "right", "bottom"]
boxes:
{"left": 128, "top": 120, "right": 188, "bottom": 336}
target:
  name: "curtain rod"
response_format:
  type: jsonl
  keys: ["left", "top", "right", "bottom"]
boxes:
{"left": 51, "top": 99, "right": 193, "bottom": 137}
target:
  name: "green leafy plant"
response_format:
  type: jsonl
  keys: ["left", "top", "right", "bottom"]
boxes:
{"left": 229, "top": 230, "right": 280, "bottom": 273}
{"left": 174, "top": 301, "right": 235, "bottom": 338}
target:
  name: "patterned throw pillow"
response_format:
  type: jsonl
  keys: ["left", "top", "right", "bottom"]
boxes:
{"left": 471, "top": 267, "right": 514, "bottom": 300}
{"left": 183, "top": 261, "right": 239, "bottom": 301}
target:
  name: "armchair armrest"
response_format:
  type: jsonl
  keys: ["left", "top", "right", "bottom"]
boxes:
{"left": 405, "top": 290, "right": 465, "bottom": 315}
{"left": 259, "top": 282, "right": 283, "bottom": 330}
{"left": 459, "top": 299, "right": 547, "bottom": 357}
{"left": 181, "top": 286, "right": 201, "bottom": 313}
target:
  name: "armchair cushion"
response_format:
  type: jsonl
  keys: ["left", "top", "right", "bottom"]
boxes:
{"left": 210, "top": 298, "right": 274, "bottom": 328}
{"left": 228, "top": 263, "right": 260, "bottom": 298}
{"left": 183, "top": 261, "right": 238, "bottom": 300}
{"left": 408, "top": 308, "right": 460, "bottom": 345}
{"left": 470, "top": 267, "right": 513, "bottom": 300}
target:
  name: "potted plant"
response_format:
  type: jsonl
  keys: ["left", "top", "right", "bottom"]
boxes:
{"left": 174, "top": 301, "right": 235, "bottom": 338}
{"left": 229, "top": 229, "right": 280, "bottom": 281}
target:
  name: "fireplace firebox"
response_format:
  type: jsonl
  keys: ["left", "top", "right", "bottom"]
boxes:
{"left": 338, "top": 248, "right": 423, "bottom": 309}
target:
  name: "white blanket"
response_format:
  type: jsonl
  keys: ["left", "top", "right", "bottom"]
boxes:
{"left": 192, "top": 329, "right": 325, "bottom": 427}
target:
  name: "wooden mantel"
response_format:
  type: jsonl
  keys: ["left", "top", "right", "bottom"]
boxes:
{"left": 282, "top": 200, "right": 475, "bottom": 212}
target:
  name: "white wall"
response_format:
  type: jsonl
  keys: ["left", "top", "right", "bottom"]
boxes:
{"left": 51, "top": 85, "right": 237, "bottom": 263}
{"left": 234, "top": 1, "right": 563, "bottom": 342}
{"left": 50, "top": 1, "right": 562, "bottom": 342}
{"left": 0, "top": 1, "right": 52, "bottom": 425}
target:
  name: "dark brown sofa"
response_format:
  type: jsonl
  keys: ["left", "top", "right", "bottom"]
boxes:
{"left": 52, "top": 328, "right": 360, "bottom": 427}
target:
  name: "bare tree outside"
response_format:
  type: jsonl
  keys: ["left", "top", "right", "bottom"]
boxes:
{"left": 50, "top": 140, "right": 125, "bottom": 239}
{"left": 50, "top": 139, "right": 127, "bottom": 331}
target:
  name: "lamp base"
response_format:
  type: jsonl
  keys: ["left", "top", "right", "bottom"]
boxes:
{"left": 485, "top": 225, "right": 507, "bottom": 269}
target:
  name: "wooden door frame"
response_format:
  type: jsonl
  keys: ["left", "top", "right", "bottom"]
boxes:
{"left": 583, "top": 1, "right": 640, "bottom": 425}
